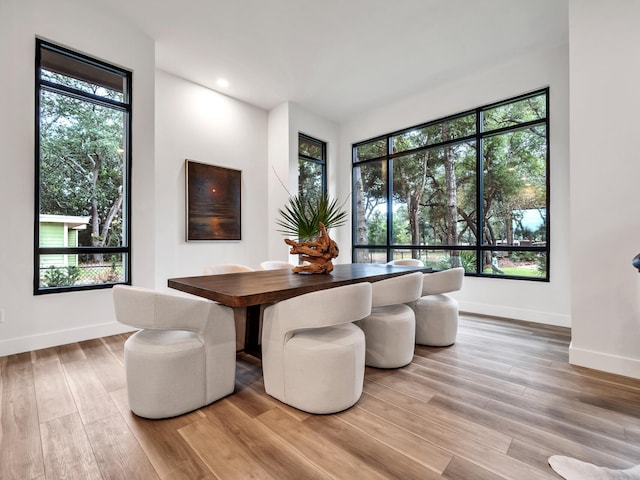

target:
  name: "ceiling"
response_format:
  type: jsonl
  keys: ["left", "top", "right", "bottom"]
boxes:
{"left": 102, "top": 0, "right": 568, "bottom": 122}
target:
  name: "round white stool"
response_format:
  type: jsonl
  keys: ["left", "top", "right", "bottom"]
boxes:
{"left": 282, "top": 323, "right": 365, "bottom": 414}
{"left": 414, "top": 294, "right": 458, "bottom": 346}
{"left": 125, "top": 329, "right": 206, "bottom": 419}
{"left": 357, "top": 304, "right": 415, "bottom": 368}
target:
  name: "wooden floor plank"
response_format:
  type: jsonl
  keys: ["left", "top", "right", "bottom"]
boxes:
{"left": 353, "top": 392, "right": 560, "bottom": 479}
{"left": 54, "top": 342, "right": 87, "bottom": 365}
{"left": 256, "top": 407, "right": 394, "bottom": 480}
{"left": 442, "top": 455, "right": 512, "bottom": 480}
{"left": 84, "top": 413, "right": 160, "bottom": 480}
{"left": 0, "top": 385, "right": 44, "bottom": 480}
{"left": 99, "top": 334, "right": 129, "bottom": 366}
{"left": 110, "top": 387, "right": 213, "bottom": 480}
{"left": 364, "top": 380, "right": 512, "bottom": 452}
{"left": 62, "top": 359, "right": 121, "bottom": 425}
{"left": 0, "top": 352, "right": 33, "bottom": 393}
{"left": 179, "top": 414, "right": 275, "bottom": 480}
{"left": 486, "top": 396, "right": 640, "bottom": 462}
{"left": 79, "top": 338, "right": 127, "bottom": 392}
{"left": 198, "top": 400, "right": 330, "bottom": 480}
{"left": 428, "top": 393, "right": 638, "bottom": 469}
{"left": 334, "top": 401, "right": 453, "bottom": 475}
{"left": 304, "top": 413, "right": 443, "bottom": 480}
{"left": 40, "top": 413, "right": 102, "bottom": 480}
{"left": 32, "top": 349, "right": 77, "bottom": 424}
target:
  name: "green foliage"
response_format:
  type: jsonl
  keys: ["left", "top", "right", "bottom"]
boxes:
{"left": 42, "top": 265, "right": 81, "bottom": 287}
{"left": 277, "top": 193, "right": 348, "bottom": 242}
{"left": 367, "top": 210, "right": 386, "bottom": 244}
{"left": 537, "top": 253, "right": 547, "bottom": 275}
{"left": 298, "top": 159, "right": 324, "bottom": 207}
{"left": 510, "top": 251, "right": 537, "bottom": 262}
{"left": 459, "top": 250, "right": 477, "bottom": 273}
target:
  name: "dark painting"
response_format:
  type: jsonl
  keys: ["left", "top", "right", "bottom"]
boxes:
{"left": 186, "top": 160, "right": 241, "bottom": 241}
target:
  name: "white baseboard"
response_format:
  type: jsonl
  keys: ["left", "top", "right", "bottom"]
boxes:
{"left": 0, "top": 322, "right": 137, "bottom": 357}
{"left": 569, "top": 343, "right": 640, "bottom": 380}
{"left": 458, "top": 300, "right": 571, "bottom": 327}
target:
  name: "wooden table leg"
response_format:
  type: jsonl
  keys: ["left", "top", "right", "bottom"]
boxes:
{"left": 243, "top": 305, "right": 262, "bottom": 358}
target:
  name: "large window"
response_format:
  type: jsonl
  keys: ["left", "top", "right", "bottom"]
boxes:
{"left": 298, "top": 133, "right": 326, "bottom": 205}
{"left": 34, "top": 40, "right": 132, "bottom": 294}
{"left": 352, "top": 89, "right": 549, "bottom": 280}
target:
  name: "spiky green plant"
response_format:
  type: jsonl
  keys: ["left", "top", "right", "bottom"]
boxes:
{"left": 276, "top": 193, "right": 348, "bottom": 242}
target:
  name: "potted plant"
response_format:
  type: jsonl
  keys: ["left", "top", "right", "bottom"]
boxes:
{"left": 276, "top": 193, "right": 347, "bottom": 242}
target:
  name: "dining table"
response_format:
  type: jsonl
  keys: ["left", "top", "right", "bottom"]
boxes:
{"left": 168, "top": 263, "right": 431, "bottom": 356}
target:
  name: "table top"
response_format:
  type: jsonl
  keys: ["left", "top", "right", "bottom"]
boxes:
{"left": 168, "top": 263, "right": 431, "bottom": 307}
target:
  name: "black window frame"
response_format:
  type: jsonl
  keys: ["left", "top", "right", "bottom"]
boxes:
{"left": 34, "top": 39, "right": 133, "bottom": 295}
{"left": 298, "top": 133, "right": 327, "bottom": 201}
{"left": 352, "top": 88, "right": 550, "bottom": 281}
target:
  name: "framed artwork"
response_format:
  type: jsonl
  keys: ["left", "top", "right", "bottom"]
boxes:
{"left": 185, "top": 159, "right": 241, "bottom": 241}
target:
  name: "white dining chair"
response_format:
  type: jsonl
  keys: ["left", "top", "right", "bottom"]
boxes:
{"left": 261, "top": 282, "right": 372, "bottom": 414}
{"left": 386, "top": 258, "right": 425, "bottom": 267}
{"left": 203, "top": 263, "right": 253, "bottom": 275}
{"left": 112, "top": 285, "right": 236, "bottom": 419}
{"left": 355, "top": 272, "right": 423, "bottom": 368}
{"left": 413, "top": 267, "right": 465, "bottom": 346}
{"left": 259, "top": 260, "right": 294, "bottom": 270}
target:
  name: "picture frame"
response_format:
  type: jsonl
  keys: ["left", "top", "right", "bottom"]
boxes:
{"left": 185, "top": 159, "right": 241, "bottom": 241}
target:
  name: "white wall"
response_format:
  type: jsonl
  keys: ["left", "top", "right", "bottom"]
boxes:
{"left": 266, "top": 102, "right": 341, "bottom": 263}
{"left": 569, "top": 0, "right": 640, "bottom": 378}
{"left": 0, "top": 0, "right": 155, "bottom": 356}
{"left": 338, "top": 44, "right": 571, "bottom": 327}
{"left": 154, "top": 70, "right": 269, "bottom": 286}
{"left": 267, "top": 102, "right": 292, "bottom": 261}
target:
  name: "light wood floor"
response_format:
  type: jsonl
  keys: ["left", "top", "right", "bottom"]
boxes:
{"left": 3, "top": 315, "right": 640, "bottom": 480}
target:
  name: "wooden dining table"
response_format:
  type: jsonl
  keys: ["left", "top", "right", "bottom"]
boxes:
{"left": 168, "top": 263, "right": 431, "bottom": 355}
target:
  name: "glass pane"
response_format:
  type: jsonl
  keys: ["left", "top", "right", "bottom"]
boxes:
{"left": 482, "top": 126, "right": 547, "bottom": 247}
{"left": 354, "top": 248, "right": 387, "bottom": 264}
{"left": 298, "top": 159, "right": 324, "bottom": 205}
{"left": 482, "top": 93, "right": 546, "bottom": 132}
{"left": 389, "top": 248, "right": 422, "bottom": 263}
{"left": 390, "top": 248, "right": 476, "bottom": 272}
{"left": 299, "top": 136, "right": 324, "bottom": 160}
{"left": 391, "top": 113, "right": 476, "bottom": 153}
{"left": 40, "top": 47, "right": 126, "bottom": 101}
{"left": 392, "top": 141, "right": 477, "bottom": 246}
{"left": 39, "top": 90, "right": 126, "bottom": 248}
{"left": 38, "top": 253, "right": 126, "bottom": 288}
{"left": 354, "top": 138, "right": 386, "bottom": 162}
{"left": 353, "top": 161, "right": 387, "bottom": 246}
{"left": 482, "top": 251, "right": 546, "bottom": 278}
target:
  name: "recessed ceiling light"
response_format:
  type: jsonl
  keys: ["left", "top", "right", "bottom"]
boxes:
{"left": 216, "top": 78, "right": 229, "bottom": 89}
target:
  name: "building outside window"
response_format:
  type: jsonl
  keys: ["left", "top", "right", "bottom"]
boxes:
{"left": 298, "top": 133, "right": 326, "bottom": 206}
{"left": 352, "top": 89, "right": 549, "bottom": 281}
{"left": 34, "top": 39, "right": 132, "bottom": 294}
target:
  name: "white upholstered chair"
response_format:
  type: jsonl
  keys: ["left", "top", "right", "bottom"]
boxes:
{"left": 386, "top": 258, "right": 425, "bottom": 267}
{"left": 355, "top": 272, "right": 423, "bottom": 368}
{"left": 261, "top": 282, "right": 372, "bottom": 414}
{"left": 413, "top": 267, "right": 464, "bottom": 346}
{"left": 203, "top": 263, "right": 253, "bottom": 275}
{"left": 259, "top": 260, "right": 295, "bottom": 270}
{"left": 203, "top": 263, "right": 253, "bottom": 351}
{"left": 112, "top": 285, "right": 236, "bottom": 419}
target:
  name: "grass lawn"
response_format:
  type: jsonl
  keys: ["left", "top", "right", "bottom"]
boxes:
{"left": 483, "top": 266, "right": 544, "bottom": 277}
